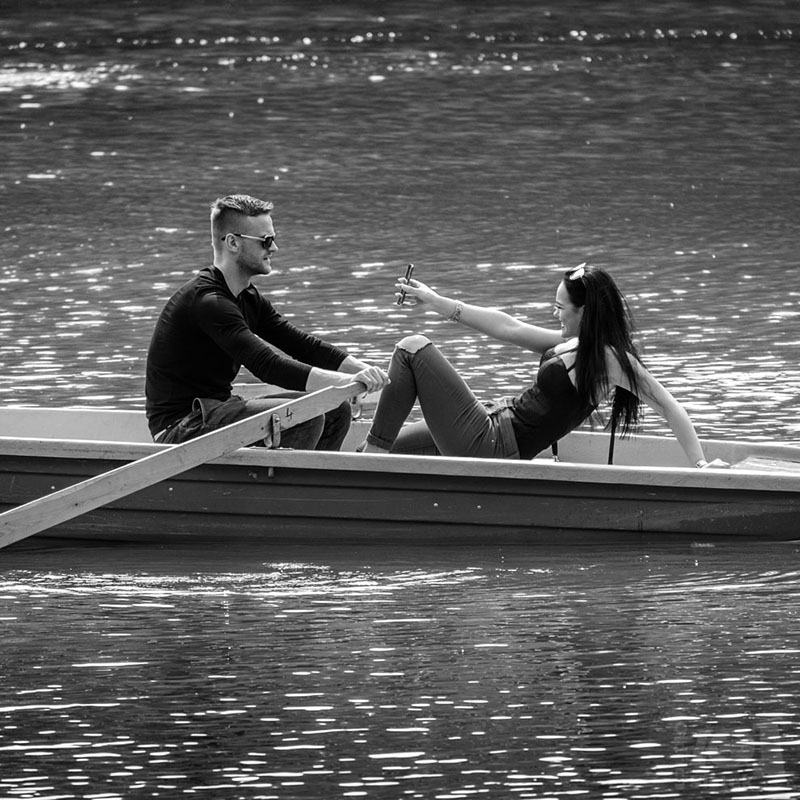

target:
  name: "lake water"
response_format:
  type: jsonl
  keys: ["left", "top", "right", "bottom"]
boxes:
{"left": 1, "top": 1, "right": 800, "bottom": 797}
{"left": 2, "top": 539, "right": 800, "bottom": 798}
{"left": 2, "top": 0, "right": 799, "bottom": 440}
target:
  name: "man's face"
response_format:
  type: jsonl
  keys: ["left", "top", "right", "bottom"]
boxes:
{"left": 235, "top": 214, "right": 278, "bottom": 277}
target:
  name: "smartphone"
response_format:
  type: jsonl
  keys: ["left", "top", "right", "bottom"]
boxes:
{"left": 397, "top": 263, "right": 415, "bottom": 305}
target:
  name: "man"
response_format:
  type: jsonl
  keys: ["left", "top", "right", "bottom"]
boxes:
{"left": 145, "top": 194, "right": 388, "bottom": 449}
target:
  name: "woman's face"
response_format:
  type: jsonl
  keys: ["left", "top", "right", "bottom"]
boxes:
{"left": 553, "top": 281, "right": 584, "bottom": 339}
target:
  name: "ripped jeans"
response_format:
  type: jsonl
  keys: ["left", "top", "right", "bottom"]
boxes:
{"left": 156, "top": 392, "right": 352, "bottom": 451}
{"left": 365, "top": 335, "right": 519, "bottom": 459}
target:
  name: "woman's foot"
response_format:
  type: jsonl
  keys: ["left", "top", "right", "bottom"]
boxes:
{"left": 356, "top": 440, "right": 391, "bottom": 454}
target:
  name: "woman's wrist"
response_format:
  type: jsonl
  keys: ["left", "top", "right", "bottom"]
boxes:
{"left": 430, "top": 295, "right": 451, "bottom": 317}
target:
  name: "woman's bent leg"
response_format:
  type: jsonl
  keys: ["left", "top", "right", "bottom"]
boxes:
{"left": 390, "top": 419, "right": 440, "bottom": 456}
{"left": 364, "top": 335, "right": 429, "bottom": 451}
{"left": 366, "top": 335, "right": 496, "bottom": 458}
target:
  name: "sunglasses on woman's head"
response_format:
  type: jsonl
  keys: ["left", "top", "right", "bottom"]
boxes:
{"left": 568, "top": 263, "right": 586, "bottom": 280}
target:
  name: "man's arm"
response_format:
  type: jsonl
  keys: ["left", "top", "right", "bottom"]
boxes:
{"left": 250, "top": 294, "right": 387, "bottom": 391}
{"left": 336, "top": 354, "right": 373, "bottom": 374}
{"left": 195, "top": 290, "right": 333, "bottom": 391}
{"left": 252, "top": 296, "right": 349, "bottom": 372}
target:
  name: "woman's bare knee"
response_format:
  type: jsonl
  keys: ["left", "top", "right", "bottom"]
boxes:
{"left": 396, "top": 334, "right": 432, "bottom": 354}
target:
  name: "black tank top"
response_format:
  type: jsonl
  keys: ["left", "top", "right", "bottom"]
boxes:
{"left": 508, "top": 347, "right": 596, "bottom": 459}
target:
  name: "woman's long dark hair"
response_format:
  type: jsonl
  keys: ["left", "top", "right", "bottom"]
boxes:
{"left": 562, "top": 265, "right": 642, "bottom": 436}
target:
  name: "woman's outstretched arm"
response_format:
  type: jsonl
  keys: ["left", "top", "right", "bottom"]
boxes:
{"left": 396, "top": 277, "right": 563, "bottom": 354}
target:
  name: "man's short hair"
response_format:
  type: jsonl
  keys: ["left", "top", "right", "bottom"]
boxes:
{"left": 210, "top": 194, "right": 273, "bottom": 238}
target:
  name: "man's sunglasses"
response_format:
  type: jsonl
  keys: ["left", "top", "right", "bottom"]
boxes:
{"left": 226, "top": 232, "right": 276, "bottom": 250}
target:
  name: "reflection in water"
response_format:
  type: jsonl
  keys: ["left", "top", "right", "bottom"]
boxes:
{"left": 2, "top": 543, "right": 799, "bottom": 797}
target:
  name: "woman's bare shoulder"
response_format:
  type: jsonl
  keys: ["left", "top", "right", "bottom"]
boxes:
{"left": 553, "top": 337, "right": 578, "bottom": 356}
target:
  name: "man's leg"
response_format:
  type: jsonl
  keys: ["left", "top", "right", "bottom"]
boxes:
{"left": 316, "top": 401, "right": 352, "bottom": 451}
{"left": 241, "top": 396, "right": 325, "bottom": 450}
{"left": 161, "top": 394, "right": 340, "bottom": 450}
{"left": 247, "top": 393, "right": 352, "bottom": 451}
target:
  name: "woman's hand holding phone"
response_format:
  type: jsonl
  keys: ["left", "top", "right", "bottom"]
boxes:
{"left": 396, "top": 263, "right": 415, "bottom": 305}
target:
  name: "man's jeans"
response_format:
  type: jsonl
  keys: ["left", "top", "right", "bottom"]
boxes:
{"left": 157, "top": 393, "right": 351, "bottom": 451}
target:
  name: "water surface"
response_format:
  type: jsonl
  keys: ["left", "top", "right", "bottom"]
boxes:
{"left": 1, "top": 3, "right": 800, "bottom": 797}
{"left": 2, "top": 540, "right": 800, "bottom": 798}
{"left": 1, "top": 0, "right": 799, "bottom": 440}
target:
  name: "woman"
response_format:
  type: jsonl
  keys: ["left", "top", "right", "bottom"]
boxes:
{"left": 361, "top": 264, "right": 718, "bottom": 468}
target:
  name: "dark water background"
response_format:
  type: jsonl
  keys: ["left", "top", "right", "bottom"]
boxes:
{"left": 2, "top": 0, "right": 799, "bottom": 439}
{"left": 2, "top": 2, "right": 800, "bottom": 797}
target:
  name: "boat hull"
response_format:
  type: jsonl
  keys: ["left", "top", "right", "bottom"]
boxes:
{"left": 1, "top": 439, "right": 799, "bottom": 544}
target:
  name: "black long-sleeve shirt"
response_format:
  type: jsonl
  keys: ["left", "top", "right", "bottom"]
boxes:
{"left": 145, "top": 266, "right": 348, "bottom": 435}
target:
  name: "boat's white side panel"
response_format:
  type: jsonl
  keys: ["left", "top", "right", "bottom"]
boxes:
{"left": 0, "top": 406, "right": 799, "bottom": 476}
{"left": 0, "top": 407, "right": 153, "bottom": 443}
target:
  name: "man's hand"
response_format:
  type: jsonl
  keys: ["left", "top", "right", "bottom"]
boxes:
{"left": 352, "top": 365, "right": 390, "bottom": 394}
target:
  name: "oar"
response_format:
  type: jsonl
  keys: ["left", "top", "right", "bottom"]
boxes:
{"left": 0, "top": 382, "right": 364, "bottom": 550}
